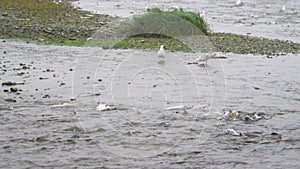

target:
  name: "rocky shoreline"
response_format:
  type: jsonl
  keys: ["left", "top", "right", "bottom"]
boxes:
{"left": 0, "top": 0, "right": 299, "bottom": 55}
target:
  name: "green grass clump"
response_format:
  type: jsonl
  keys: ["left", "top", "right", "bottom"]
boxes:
{"left": 146, "top": 7, "right": 210, "bottom": 35}
{"left": 105, "top": 7, "right": 211, "bottom": 51}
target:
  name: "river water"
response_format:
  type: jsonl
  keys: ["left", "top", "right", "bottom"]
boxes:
{"left": 1, "top": 0, "right": 300, "bottom": 168}
{"left": 1, "top": 39, "right": 299, "bottom": 168}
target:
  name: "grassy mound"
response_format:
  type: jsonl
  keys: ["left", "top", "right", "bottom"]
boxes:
{"left": 146, "top": 7, "right": 210, "bottom": 36}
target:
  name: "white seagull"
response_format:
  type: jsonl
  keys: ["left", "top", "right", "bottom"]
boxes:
{"left": 96, "top": 103, "right": 112, "bottom": 111}
{"left": 157, "top": 45, "right": 165, "bottom": 60}
{"left": 235, "top": 0, "right": 243, "bottom": 7}
{"left": 280, "top": 4, "right": 285, "bottom": 12}
{"left": 195, "top": 52, "right": 217, "bottom": 65}
{"left": 200, "top": 11, "right": 205, "bottom": 18}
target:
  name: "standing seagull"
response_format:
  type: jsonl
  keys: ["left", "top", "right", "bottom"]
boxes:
{"left": 157, "top": 45, "right": 165, "bottom": 60}
{"left": 280, "top": 4, "right": 285, "bottom": 12}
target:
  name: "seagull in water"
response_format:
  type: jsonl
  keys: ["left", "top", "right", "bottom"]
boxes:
{"left": 96, "top": 103, "right": 112, "bottom": 111}
{"left": 195, "top": 52, "right": 217, "bottom": 66}
{"left": 280, "top": 4, "right": 285, "bottom": 12}
{"left": 157, "top": 45, "right": 165, "bottom": 60}
{"left": 200, "top": 11, "right": 205, "bottom": 18}
{"left": 235, "top": 0, "right": 243, "bottom": 7}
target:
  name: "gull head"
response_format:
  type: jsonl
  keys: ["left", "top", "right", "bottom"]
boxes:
{"left": 160, "top": 45, "right": 164, "bottom": 49}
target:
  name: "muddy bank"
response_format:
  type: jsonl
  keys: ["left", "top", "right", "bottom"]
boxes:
{"left": 0, "top": 0, "right": 114, "bottom": 45}
{"left": 0, "top": 0, "right": 299, "bottom": 55}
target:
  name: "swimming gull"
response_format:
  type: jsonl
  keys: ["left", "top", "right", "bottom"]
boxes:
{"left": 235, "top": 0, "right": 243, "bottom": 7}
{"left": 96, "top": 103, "right": 112, "bottom": 111}
{"left": 280, "top": 4, "right": 285, "bottom": 12}
{"left": 195, "top": 52, "right": 217, "bottom": 65}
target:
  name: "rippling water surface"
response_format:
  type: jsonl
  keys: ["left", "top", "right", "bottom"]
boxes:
{"left": 0, "top": 40, "right": 299, "bottom": 168}
{"left": 1, "top": 0, "right": 300, "bottom": 168}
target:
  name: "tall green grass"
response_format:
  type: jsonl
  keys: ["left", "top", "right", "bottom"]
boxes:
{"left": 146, "top": 7, "right": 210, "bottom": 36}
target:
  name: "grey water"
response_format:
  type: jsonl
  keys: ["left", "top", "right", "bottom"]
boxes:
{"left": 1, "top": 0, "right": 300, "bottom": 168}
{"left": 0, "top": 39, "right": 299, "bottom": 168}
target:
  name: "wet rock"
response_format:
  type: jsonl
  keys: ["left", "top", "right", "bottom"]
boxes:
{"left": 2, "top": 81, "right": 25, "bottom": 86}
{"left": 271, "top": 132, "right": 282, "bottom": 140}
{"left": 59, "top": 82, "right": 66, "bottom": 86}
{"left": 42, "top": 94, "right": 50, "bottom": 98}
{"left": 22, "top": 65, "right": 30, "bottom": 70}
{"left": 4, "top": 98, "right": 17, "bottom": 102}
{"left": 99, "top": 22, "right": 107, "bottom": 25}
{"left": 69, "top": 37, "right": 77, "bottom": 41}
{"left": 16, "top": 72, "right": 26, "bottom": 76}
{"left": 2, "top": 12, "right": 8, "bottom": 17}
{"left": 10, "top": 87, "right": 18, "bottom": 92}
{"left": 39, "top": 77, "right": 48, "bottom": 80}
{"left": 36, "top": 137, "right": 48, "bottom": 142}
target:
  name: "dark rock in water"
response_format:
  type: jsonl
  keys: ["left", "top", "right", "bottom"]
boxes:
{"left": 43, "top": 94, "right": 50, "bottom": 98}
{"left": 271, "top": 132, "right": 282, "bottom": 140}
{"left": 254, "top": 86, "right": 260, "bottom": 90}
{"left": 36, "top": 137, "right": 48, "bottom": 142}
{"left": 39, "top": 77, "right": 48, "bottom": 80}
{"left": 10, "top": 87, "right": 18, "bottom": 92}
{"left": 4, "top": 98, "right": 16, "bottom": 102}
{"left": 2, "top": 81, "right": 25, "bottom": 86}
{"left": 59, "top": 82, "right": 66, "bottom": 86}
